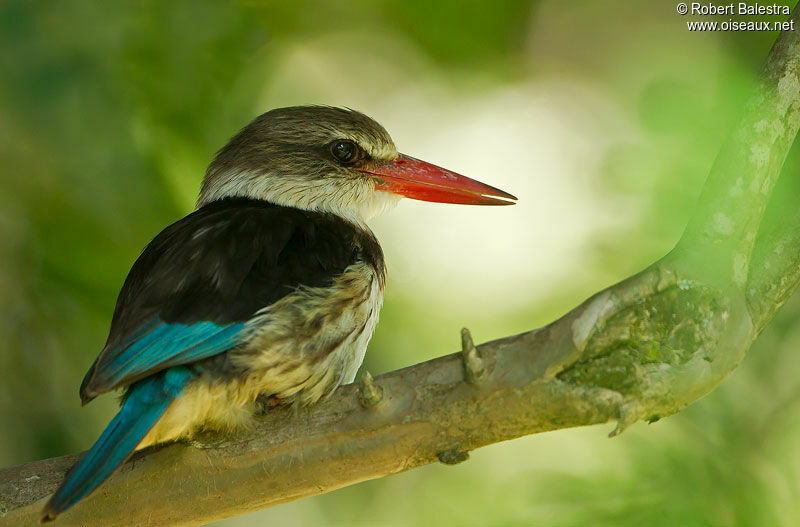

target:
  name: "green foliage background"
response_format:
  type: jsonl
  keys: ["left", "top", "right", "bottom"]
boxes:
{"left": 1, "top": 1, "right": 799, "bottom": 525}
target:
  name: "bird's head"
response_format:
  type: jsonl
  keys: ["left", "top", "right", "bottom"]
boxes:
{"left": 199, "top": 106, "right": 516, "bottom": 224}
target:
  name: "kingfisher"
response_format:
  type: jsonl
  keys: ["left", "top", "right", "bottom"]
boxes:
{"left": 41, "top": 106, "right": 516, "bottom": 522}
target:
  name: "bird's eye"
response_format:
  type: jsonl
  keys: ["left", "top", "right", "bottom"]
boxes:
{"left": 330, "top": 140, "right": 360, "bottom": 164}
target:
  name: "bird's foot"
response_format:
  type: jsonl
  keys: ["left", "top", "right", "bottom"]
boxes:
{"left": 256, "top": 394, "right": 283, "bottom": 415}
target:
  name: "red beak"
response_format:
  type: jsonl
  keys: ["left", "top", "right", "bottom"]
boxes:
{"left": 359, "top": 154, "right": 517, "bottom": 206}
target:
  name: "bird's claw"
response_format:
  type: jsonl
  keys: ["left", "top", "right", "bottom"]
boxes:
{"left": 256, "top": 394, "right": 282, "bottom": 415}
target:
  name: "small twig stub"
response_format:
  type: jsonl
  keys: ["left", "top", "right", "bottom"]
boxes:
{"left": 358, "top": 371, "right": 384, "bottom": 408}
{"left": 437, "top": 449, "right": 470, "bottom": 465}
{"left": 461, "top": 327, "right": 486, "bottom": 385}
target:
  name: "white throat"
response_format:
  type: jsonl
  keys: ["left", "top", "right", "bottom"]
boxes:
{"left": 197, "top": 169, "right": 402, "bottom": 227}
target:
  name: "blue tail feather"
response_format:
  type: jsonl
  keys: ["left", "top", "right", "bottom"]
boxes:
{"left": 41, "top": 367, "right": 193, "bottom": 523}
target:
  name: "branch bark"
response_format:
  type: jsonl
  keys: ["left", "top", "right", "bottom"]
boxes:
{"left": 4, "top": 7, "right": 800, "bottom": 526}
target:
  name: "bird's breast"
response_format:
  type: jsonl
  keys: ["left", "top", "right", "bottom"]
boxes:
{"left": 231, "top": 261, "right": 384, "bottom": 406}
{"left": 139, "top": 262, "right": 384, "bottom": 448}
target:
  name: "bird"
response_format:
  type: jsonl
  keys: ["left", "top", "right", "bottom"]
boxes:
{"left": 40, "top": 105, "right": 516, "bottom": 522}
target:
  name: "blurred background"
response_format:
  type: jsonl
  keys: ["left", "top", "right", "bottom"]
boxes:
{"left": 2, "top": 1, "right": 800, "bottom": 525}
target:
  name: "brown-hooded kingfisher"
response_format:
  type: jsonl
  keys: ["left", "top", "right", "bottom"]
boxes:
{"left": 41, "top": 106, "right": 516, "bottom": 522}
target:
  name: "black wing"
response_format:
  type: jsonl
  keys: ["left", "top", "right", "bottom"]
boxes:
{"left": 79, "top": 198, "right": 378, "bottom": 402}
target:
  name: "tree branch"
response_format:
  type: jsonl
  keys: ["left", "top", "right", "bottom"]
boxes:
{"left": 677, "top": 3, "right": 800, "bottom": 286}
{"left": 3, "top": 6, "right": 800, "bottom": 526}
